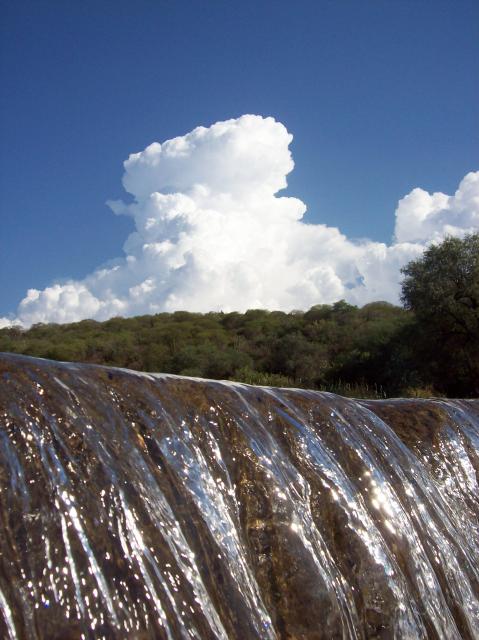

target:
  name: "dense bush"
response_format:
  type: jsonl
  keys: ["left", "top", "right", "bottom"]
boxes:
{"left": 0, "top": 301, "right": 412, "bottom": 397}
{"left": 1, "top": 234, "right": 477, "bottom": 398}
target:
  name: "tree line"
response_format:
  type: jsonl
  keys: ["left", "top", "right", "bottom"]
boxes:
{"left": 1, "top": 234, "right": 477, "bottom": 398}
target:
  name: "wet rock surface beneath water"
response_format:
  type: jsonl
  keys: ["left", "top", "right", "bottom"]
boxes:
{"left": 0, "top": 353, "right": 478, "bottom": 639}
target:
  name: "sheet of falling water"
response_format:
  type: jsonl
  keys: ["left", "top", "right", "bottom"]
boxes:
{"left": 0, "top": 353, "right": 478, "bottom": 639}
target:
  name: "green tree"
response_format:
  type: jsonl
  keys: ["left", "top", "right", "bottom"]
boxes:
{"left": 401, "top": 233, "right": 479, "bottom": 396}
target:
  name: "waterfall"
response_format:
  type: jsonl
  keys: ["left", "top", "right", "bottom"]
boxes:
{"left": 0, "top": 353, "right": 478, "bottom": 639}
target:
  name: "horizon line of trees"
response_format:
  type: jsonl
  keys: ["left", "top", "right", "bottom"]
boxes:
{"left": 1, "top": 233, "right": 478, "bottom": 398}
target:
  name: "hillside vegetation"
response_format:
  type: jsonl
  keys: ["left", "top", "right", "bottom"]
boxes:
{"left": 0, "top": 301, "right": 459, "bottom": 398}
{"left": 2, "top": 234, "right": 478, "bottom": 398}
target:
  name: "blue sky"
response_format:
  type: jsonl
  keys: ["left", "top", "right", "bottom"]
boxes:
{"left": 1, "top": 0, "right": 478, "bottom": 321}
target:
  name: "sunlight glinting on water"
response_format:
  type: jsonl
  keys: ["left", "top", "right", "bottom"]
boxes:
{"left": 0, "top": 354, "right": 478, "bottom": 639}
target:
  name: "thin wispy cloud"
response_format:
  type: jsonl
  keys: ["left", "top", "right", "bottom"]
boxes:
{"left": 2, "top": 115, "right": 478, "bottom": 328}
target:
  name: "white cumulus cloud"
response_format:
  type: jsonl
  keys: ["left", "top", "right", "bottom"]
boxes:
{"left": 394, "top": 171, "right": 479, "bottom": 243}
{"left": 6, "top": 114, "right": 479, "bottom": 327}
{"left": 0, "top": 317, "right": 16, "bottom": 329}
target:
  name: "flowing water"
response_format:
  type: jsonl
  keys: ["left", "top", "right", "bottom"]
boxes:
{"left": 0, "top": 353, "right": 478, "bottom": 639}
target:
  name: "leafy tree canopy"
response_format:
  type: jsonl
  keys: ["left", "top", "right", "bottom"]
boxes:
{"left": 401, "top": 233, "right": 479, "bottom": 395}
{"left": 1, "top": 237, "right": 478, "bottom": 399}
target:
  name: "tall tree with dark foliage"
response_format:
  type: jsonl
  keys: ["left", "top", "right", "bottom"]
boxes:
{"left": 401, "top": 233, "right": 479, "bottom": 396}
